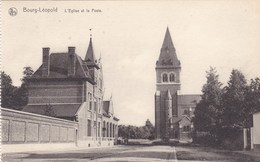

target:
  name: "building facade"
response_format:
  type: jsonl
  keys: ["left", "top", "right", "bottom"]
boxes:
{"left": 1, "top": 36, "right": 119, "bottom": 152}
{"left": 252, "top": 112, "right": 260, "bottom": 151}
{"left": 155, "top": 28, "right": 201, "bottom": 142}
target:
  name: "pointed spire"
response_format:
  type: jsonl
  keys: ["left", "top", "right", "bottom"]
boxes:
{"left": 166, "top": 89, "right": 172, "bottom": 99}
{"left": 162, "top": 27, "right": 175, "bottom": 50}
{"left": 85, "top": 37, "right": 96, "bottom": 62}
{"left": 157, "top": 27, "right": 180, "bottom": 67}
{"left": 109, "top": 93, "right": 114, "bottom": 115}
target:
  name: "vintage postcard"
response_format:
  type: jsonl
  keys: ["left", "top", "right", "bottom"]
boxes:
{"left": 1, "top": 0, "right": 260, "bottom": 161}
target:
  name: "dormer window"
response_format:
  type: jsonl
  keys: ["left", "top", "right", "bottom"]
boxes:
{"left": 162, "top": 73, "right": 168, "bottom": 82}
{"left": 169, "top": 73, "right": 175, "bottom": 82}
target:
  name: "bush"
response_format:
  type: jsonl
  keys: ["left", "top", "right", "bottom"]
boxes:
{"left": 192, "top": 131, "right": 217, "bottom": 146}
{"left": 219, "top": 128, "right": 243, "bottom": 150}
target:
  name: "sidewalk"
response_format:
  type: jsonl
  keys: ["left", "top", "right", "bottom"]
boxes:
{"left": 237, "top": 149, "right": 260, "bottom": 158}
{"left": 1, "top": 143, "right": 115, "bottom": 154}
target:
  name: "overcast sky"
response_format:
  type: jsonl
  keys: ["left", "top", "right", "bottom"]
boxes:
{"left": 3, "top": 0, "right": 260, "bottom": 126}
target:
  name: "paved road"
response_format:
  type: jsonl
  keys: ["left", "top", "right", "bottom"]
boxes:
{"left": 2, "top": 145, "right": 178, "bottom": 162}
{"left": 3, "top": 145, "right": 259, "bottom": 162}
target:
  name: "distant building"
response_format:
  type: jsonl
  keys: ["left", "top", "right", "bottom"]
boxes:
{"left": 252, "top": 112, "right": 260, "bottom": 151}
{"left": 1, "top": 36, "right": 119, "bottom": 152}
{"left": 155, "top": 27, "right": 201, "bottom": 142}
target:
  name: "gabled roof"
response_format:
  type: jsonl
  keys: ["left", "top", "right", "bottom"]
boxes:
{"left": 23, "top": 104, "right": 82, "bottom": 119}
{"left": 178, "top": 94, "right": 201, "bottom": 106}
{"left": 171, "top": 116, "right": 183, "bottom": 124}
{"left": 31, "top": 52, "right": 91, "bottom": 80}
{"left": 103, "top": 100, "right": 119, "bottom": 121}
{"left": 103, "top": 101, "right": 111, "bottom": 117}
{"left": 157, "top": 27, "right": 181, "bottom": 68}
{"left": 171, "top": 115, "right": 191, "bottom": 124}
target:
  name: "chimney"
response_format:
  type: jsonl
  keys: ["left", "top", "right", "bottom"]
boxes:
{"left": 42, "top": 47, "right": 50, "bottom": 77}
{"left": 68, "top": 47, "right": 76, "bottom": 77}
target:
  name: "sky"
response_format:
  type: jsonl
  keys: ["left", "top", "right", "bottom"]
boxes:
{"left": 2, "top": 0, "right": 260, "bottom": 126}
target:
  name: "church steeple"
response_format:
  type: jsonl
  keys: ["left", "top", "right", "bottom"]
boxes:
{"left": 155, "top": 27, "right": 181, "bottom": 139}
{"left": 157, "top": 27, "right": 180, "bottom": 67}
{"left": 85, "top": 37, "right": 99, "bottom": 69}
{"left": 85, "top": 37, "right": 96, "bottom": 62}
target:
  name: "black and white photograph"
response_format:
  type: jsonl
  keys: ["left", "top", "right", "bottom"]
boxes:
{"left": 1, "top": 0, "right": 260, "bottom": 161}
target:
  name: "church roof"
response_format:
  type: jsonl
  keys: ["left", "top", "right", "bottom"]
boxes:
{"left": 31, "top": 52, "right": 92, "bottom": 81}
{"left": 171, "top": 115, "right": 191, "bottom": 124}
{"left": 178, "top": 94, "right": 201, "bottom": 106}
{"left": 171, "top": 116, "right": 183, "bottom": 124}
{"left": 157, "top": 27, "right": 180, "bottom": 67}
{"left": 23, "top": 104, "right": 81, "bottom": 119}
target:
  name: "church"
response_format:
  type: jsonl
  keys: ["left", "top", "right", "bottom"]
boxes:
{"left": 155, "top": 27, "right": 201, "bottom": 142}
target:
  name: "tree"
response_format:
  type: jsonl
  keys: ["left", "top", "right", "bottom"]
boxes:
{"left": 222, "top": 69, "right": 247, "bottom": 128}
{"left": 145, "top": 119, "right": 153, "bottom": 128}
{"left": 193, "top": 67, "right": 223, "bottom": 144}
{"left": 243, "top": 77, "right": 260, "bottom": 127}
{"left": 217, "top": 69, "right": 248, "bottom": 149}
{"left": 15, "top": 67, "right": 34, "bottom": 108}
{"left": 118, "top": 119, "right": 155, "bottom": 140}
{"left": 1, "top": 67, "right": 34, "bottom": 110}
{"left": 145, "top": 119, "right": 155, "bottom": 139}
{"left": 249, "top": 77, "right": 260, "bottom": 113}
{"left": 21, "top": 66, "right": 34, "bottom": 84}
{"left": 1, "top": 71, "right": 16, "bottom": 108}
{"left": 43, "top": 104, "right": 56, "bottom": 117}
{"left": 118, "top": 125, "right": 128, "bottom": 138}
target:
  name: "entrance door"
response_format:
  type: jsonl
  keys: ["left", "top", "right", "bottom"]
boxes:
{"left": 246, "top": 128, "right": 251, "bottom": 150}
{"left": 75, "top": 129, "right": 78, "bottom": 146}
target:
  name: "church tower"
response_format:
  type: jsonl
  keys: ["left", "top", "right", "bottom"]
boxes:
{"left": 155, "top": 27, "right": 181, "bottom": 139}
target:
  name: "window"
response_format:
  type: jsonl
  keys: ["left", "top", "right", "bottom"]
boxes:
{"left": 169, "top": 73, "right": 175, "bottom": 82}
{"left": 87, "top": 120, "right": 92, "bottom": 136}
{"left": 183, "top": 126, "right": 190, "bottom": 132}
{"left": 98, "top": 99, "right": 101, "bottom": 113}
{"left": 94, "top": 101, "right": 97, "bottom": 112}
{"left": 94, "top": 121, "right": 97, "bottom": 137}
{"left": 162, "top": 73, "right": 168, "bottom": 82}
{"left": 88, "top": 93, "right": 92, "bottom": 110}
{"left": 98, "top": 122, "right": 101, "bottom": 137}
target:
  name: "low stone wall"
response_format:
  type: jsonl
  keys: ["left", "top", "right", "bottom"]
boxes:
{"left": 1, "top": 108, "right": 79, "bottom": 146}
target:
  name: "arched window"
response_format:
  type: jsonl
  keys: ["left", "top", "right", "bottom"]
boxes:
{"left": 169, "top": 73, "right": 175, "bottom": 82}
{"left": 162, "top": 73, "right": 168, "bottom": 82}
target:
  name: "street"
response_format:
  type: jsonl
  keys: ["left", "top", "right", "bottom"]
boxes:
{"left": 2, "top": 145, "right": 177, "bottom": 162}
{"left": 2, "top": 145, "right": 260, "bottom": 162}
